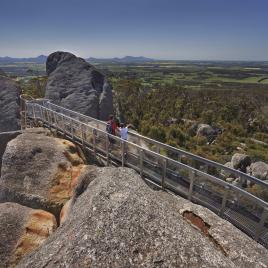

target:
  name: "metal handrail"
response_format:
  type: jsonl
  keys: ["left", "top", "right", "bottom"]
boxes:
{"left": 31, "top": 99, "right": 268, "bottom": 190}
{"left": 27, "top": 101, "right": 268, "bottom": 207}
{"left": 21, "top": 97, "right": 268, "bottom": 248}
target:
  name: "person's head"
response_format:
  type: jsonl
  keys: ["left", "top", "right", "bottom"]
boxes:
{"left": 109, "top": 114, "right": 114, "bottom": 121}
{"left": 120, "top": 123, "right": 126, "bottom": 128}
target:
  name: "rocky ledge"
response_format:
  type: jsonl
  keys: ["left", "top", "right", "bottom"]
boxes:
{"left": 18, "top": 167, "right": 268, "bottom": 267}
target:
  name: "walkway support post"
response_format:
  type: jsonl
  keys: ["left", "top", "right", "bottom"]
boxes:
{"left": 188, "top": 171, "right": 196, "bottom": 201}
{"left": 92, "top": 129, "right": 96, "bottom": 156}
{"left": 139, "top": 149, "right": 144, "bottom": 177}
{"left": 121, "top": 141, "right": 126, "bottom": 167}
{"left": 20, "top": 97, "right": 27, "bottom": 130}
{"left": 254, "top": 207, "right": 268, "bottom": 241}
{"left": 161, "top": 158, "right": 167, "bottom": 189}
{"left": 106, "top": 134, "right": 110, "bottom": 166}
{"left": 220, "top": 186, "right": 230, "bottom": 216}
{"left": 81, "top": 124, "right": 85, "bottom": 147}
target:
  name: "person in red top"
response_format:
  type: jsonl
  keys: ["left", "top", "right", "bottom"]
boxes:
{"left": 107, "top": 115, "right": 117, "bottom": 135}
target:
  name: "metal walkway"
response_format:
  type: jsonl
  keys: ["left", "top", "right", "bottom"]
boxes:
{"left": 20, "top": 96, "right": 268, "bottom": 248}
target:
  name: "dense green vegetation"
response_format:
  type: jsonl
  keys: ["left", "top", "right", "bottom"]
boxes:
{"left": 112, "top": 78, "right": 268, "bottom": 164}
{"left": 19, "top": 76, "right": 47, "bottom": 98}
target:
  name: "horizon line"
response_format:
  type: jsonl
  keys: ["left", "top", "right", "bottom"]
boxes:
{"left": 0, "top": 54, "right": 268, "bottom": 63}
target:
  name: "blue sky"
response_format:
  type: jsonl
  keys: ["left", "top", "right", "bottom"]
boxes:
{"left": 0, "top": 0, "right": 268, "bottom": 60}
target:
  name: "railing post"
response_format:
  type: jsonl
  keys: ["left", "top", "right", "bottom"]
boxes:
{"left": 81, "top": 124, "right": 85, "bottom": 147}
{"left": 188, "top": 171, "right": 196, "bottom": 201}
{"left": 121, "top": 141, "right": 126, "bottom": 167}
{"left": 21, "top": 100, "right": 27, "bottom": 130}
{"left": 32, "top": 104, "right": 36, "bottom": 119}
{"left": 39, "top": 106, "right": 43, "bottom": 122}
{"left": 219, "top": 186, "right": 229, "bottom": 216}
{"left": 239, "top": 175, "right": 246, "bottom": 188}
{"left": 106, "top": 134, "right": 110, "bottom": 166}
{"left": 161, "top": 158, "right": 167, "bottom": 189}
{"left": 61, "top": 115, "right": 65, "bottom": 133}
{"left": 70, "top": 121, "right": 74, "bottom": 139}
{"left": 92, "top": 129, "right": 96, "bottom": 156}
{"left": 52, "top": 110, "right": 57, "bottom": 126}
{"left": 139, "top": 149, "right": 144, "bottom": 177}
{"left": 204, "top": 164, "right": 209, "bottom": 174}
{"left": 254, "top": 207, "right": 268, "bottom": 241}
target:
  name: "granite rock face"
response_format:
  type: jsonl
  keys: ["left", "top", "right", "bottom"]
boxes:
{"left": 18, "top": 167, "right": 268, "bottom": 268}
{"left": 231, "top": 153, "right": 251, "bottom": 172}
{"left": 0, "top": 130, "right": 21, "bottom": 174}
{"left": 0, "top": 202, "right": 56, "bottom": 267}
{"left": 0, "top": 76, "right": 21, "bottom": 132}
{"left": 45, "top": 51, "right": 113, "bottom": 120}
{"left": 0, "top": 128, "right": 86, "bottom": 218}
{"left": 249, "top": 161, "right": 268, "bottom": 181}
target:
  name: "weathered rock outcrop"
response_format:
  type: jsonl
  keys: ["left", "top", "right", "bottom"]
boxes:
{"left": 45, "top": 51, "right": 113, "bottom": 120}
{"left": 0, "top": 76, "right": 20, "bottom": 132}
{"left": 0, "top": 130, "right": 21, "bottom": 174}
{"left": 231, "top": 153, "right": 251, "bottom": 173}
{"left": 249, "top": 161, "right": 268, "bottom": 181}
{"left": 196, "top": 123, "right": 215, "bottom": 138}
{"left": 18, "top": 167, "right": 268, "bottom": 268}
{"left": 0, "top": 128, "right": 86, "bottom": 218}
{"left": 0, "top": 202, "right": 56, "bottom": 267}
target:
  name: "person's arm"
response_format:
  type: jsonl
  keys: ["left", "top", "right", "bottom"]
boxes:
{"left": 127, "top": 124, "right": 135, "bottom": 130}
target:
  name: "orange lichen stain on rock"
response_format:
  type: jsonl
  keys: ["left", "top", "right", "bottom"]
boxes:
{"left": 60, "top": 139, "right": 85, "bottom": 166}
{"left": 48, "top": 139, "right": 85, "bottom": 205}
{"left": 60, "top": 199, "right": 71, "bottom": 225}
{"left": 11, "top": 210, "right": 57, "bottom": 267}
{"left": 49, "top": 163, "right": 86, "bottom": 204}
{"left": 182, "top": 210, "right": 228, "bottom": 256}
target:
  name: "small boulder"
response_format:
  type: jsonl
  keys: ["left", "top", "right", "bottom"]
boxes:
{"left": 249, "top": 161, "right": 268, "bottom": 181}
{"left": 231, "top": 153, "right": 251, "bottom": 172}
{"left": 196, "top": 124, "right": 215, "bottom": 137}
{"left": 0, "top": 202, "right": 56, "bottom": 267}
{"left": 196, "top": 124, "right": 218, "bottom": 143}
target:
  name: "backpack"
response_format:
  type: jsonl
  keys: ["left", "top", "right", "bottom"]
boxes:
{"left": 106, "top": 120, "right": 113, "bottom": 134}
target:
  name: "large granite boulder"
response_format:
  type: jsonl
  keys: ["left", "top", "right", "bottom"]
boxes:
{"left": 18, "top": 167, "right": 268, "bottom": 268}
{"left": 0, "top": 76, "right": 20, "bottom": 132}
{"left": 0, "top": 128, "right": 86, "bottom": 218}
{"left": 231, "top": 153, "right": 251, "bottom": 172}
{"left": 249, "top": 161, "right": 268, "bottom": 181}
{"left": 196, "top": 124, "right": 216, "bottom": 140}
{"left": 0, "top": 202, "right": 56, "bottom": 267}
{"left": 45, "top": 51, "right": 113, "bottom": 120}
{"left": 0, "top": 130, "right": 21, "bottom": 174}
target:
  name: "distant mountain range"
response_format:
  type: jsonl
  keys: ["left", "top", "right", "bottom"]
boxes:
{"left": 87, "top": 56, "right": 155, "bottom": 63}
{"left": 0, "top": 55, "right": 47, "bottom": 64}
{"left": 0, "top": 55, "right": 155, "bottom": 64}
